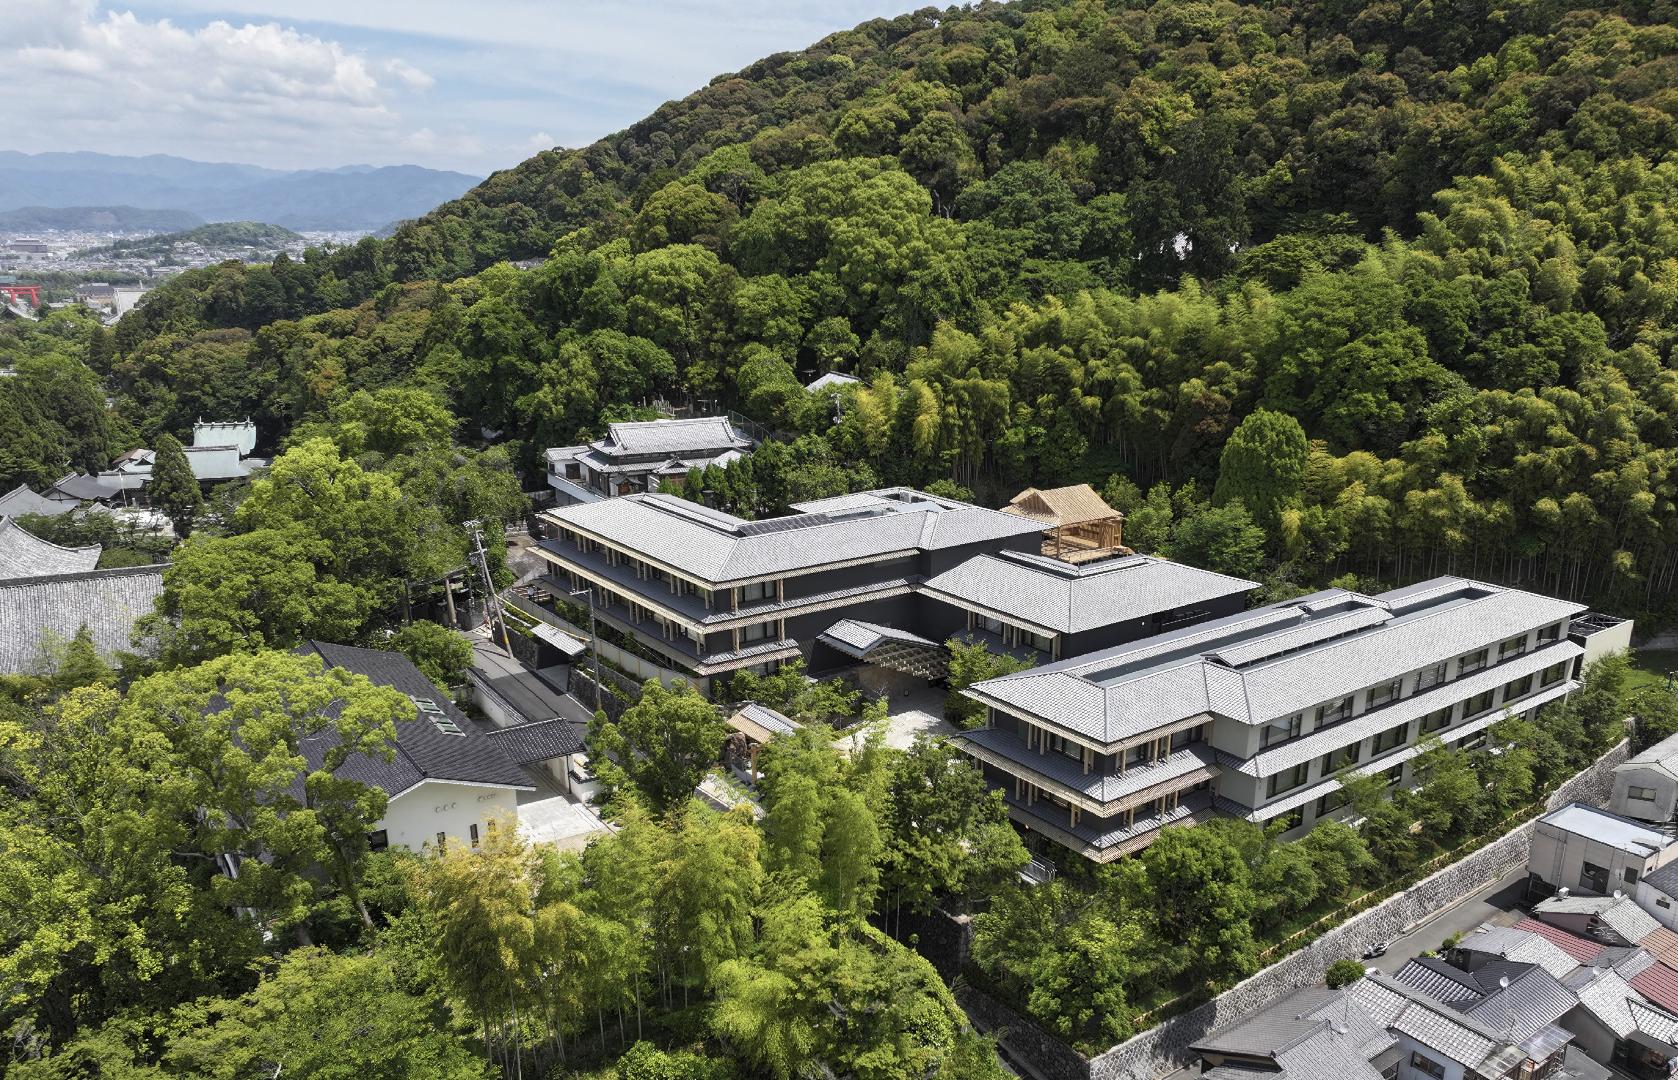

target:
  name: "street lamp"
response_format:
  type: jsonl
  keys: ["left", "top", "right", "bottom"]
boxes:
{"left": 569, "top": 585, "right": 604, "bottom": 713}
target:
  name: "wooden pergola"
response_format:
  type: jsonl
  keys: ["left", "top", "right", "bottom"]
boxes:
{"left": 1002, "top": 484, "right": 1126, "bottom": 562}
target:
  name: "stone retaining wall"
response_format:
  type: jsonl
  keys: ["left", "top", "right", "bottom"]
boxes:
{"left": 964, "top": 742, "right": 1631, "bottom": 1080}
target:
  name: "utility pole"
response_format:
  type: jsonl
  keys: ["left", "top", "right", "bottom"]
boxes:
{"left": 465, "top": 520, "right": 515, "bottom": 655}
{"left": 570, "top": 585, "right": 604, "bottom": 713}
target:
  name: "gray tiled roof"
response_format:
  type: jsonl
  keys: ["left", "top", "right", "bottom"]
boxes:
{"left": 1564, "top": 968, "right": 1643, "bottom": 1038}
{"left": 602, "top": 417, "right": 751, "bottom": 455}
{"left": 1193, "top": 984, "right": 1394, "bottom": 1080}
{"left": 52, "top": 471, "right": 142, "bottom": 501}
{"left": 295, "top": 641, "right": 532, "bottom": 796}
{"left": 818, "top": 618, "right": 940, "bottom": 656}
{"left": 1350, "top": 973, "right": 1516, "bottom": 1072}
{"left": 969, "top": 577, "right": 1582, "bottom": 742}
{"left": 0, "top": 563, "right": 164, "bottom": 673}
{"left": 1455, "top": 928, "right": 1584, "bottom": 979}
{"left": 545, "top": 489, "right": 1043, "bottom": 584}
{"left": 0, "top": 517, "right": 100, "bottom": 579}
{"left": 1536, "top": 894, "right": 1662, "bottom": 944}
{"left": 1618, "top": 732, "right": 1678, "bottom": 783}
{"left": 483, "top": 717, "right": 587, "bottom": 764}
{"left": 1645, "top": 861, "right": 1678, "bottom": 899}
{"left": 1396, "top": 957, "right": 1493, "bottom": 1007}
{"left": 921, "top": 550, "right": 1255, "bottom": 634}
{"left": 734, "top": 702, "right": 798, "bottom": 736}
{"left": 0, "top": 484, "right": 71, "bottom": 518}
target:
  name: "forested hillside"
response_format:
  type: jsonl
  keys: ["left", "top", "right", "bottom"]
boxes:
{"left": 15, "top": 0, "right": 1678, "bottom": 622}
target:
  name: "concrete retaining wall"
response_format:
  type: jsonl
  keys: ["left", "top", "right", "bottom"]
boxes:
{"left": 963, "top": 742, "right": 1631, "bottom": 1080}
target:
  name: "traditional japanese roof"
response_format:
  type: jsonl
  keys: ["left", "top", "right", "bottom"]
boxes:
{"left": 1004, "top": 484, "right": 1123, "bottom": 528}
{"left": 1350, "top": 972, "right": 1527, "bottom": 1077}
{"left": 727, "top": 702, "right": 800, "bottom": 744}
{"left": 0, "top": 484, "right": 72, "bottom": 518}
{"left": 1192, "top": 983, "right": 1395, "bottom": 1080}
{"left": 0, "top": 516, "right": 100, "bottom": 579}
{"left": 804, "top": 372, "right": 861, "bottom": 393}
{"left": 544, "top": 488, "right": 1043, "bottom": 585}
{"left": 601, "top": 417, "right": 752, "bottom": 456}
{"left": 1394, "top": 958, "right": 1578, "bottom": 1051}
{"left": 191, "top": 418, "right": 257, "bottom": 456}
{"left": 52, "top": 470, "right": 141, "bottom": 501}
{"left": 965, "top": 578, "right": 1584, "bottom": 742}
{"left": 482, "top": 717, "right": 587, "bottom": 764}
{"left": 1455, "top": 926, "right": 1587, "bottom": 980}
{"left": 1643, "top": 861, "right": 1678, "bottom": 900}
{"left": 0, "top": 564, "right": 164, "bottom": 673}
{"left": 1512, "top": 918, "right": 1607, "bottom": 965}
{"left": 1618, "top": 732, "right": 1678, "bottom": 784}
{"left": 1535, "top": 893, "right": 1663, "bottom": 945}
{"left": 293, "top": 641, "right": 532, "bottom": 798}
{"left": 818, "top": 618, "right": 940, "bottom": 657}
{"left": 921, "top": 550, "right": 1255, "bottom": 635}
{"left": 1563, "top": 967, "right": 1645, "bottom": 1038}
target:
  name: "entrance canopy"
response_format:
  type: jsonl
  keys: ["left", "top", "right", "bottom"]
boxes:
{"left": 817, "top": 619, "right": 947, "bottom": 679}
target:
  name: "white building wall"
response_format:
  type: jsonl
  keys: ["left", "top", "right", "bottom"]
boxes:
{"left": 1391, "top": 1033, "right": 1468, "bottom": 1080}
{"left": 378, "top": 780, "right": 522, "bottom": 852}
{"left": 1527, "top": 819, "right": 1678, "bottom": 896}
{"left": 1635, "top": 881, "right": 1678, "bottom": 930}
{"left": 1610, "top": 766, "right": 1678, "bottom": 825}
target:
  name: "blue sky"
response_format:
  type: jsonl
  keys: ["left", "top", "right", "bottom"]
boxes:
{"left": 2, "top": 0, "right": 915, "bottom": 176}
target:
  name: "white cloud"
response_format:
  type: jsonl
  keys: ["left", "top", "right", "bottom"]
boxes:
{"left": 524, "top": 131, "right": 557, "bottom": 151}
{"left": 0, "top": 0, "right": 456, "bottom": 168}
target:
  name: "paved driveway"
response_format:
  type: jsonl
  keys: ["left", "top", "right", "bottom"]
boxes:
{"left": 518, "top": 793, "right": 612, "bottom": 852}
{"left": 832, "top": 673, "right": 959, "bottom": 751}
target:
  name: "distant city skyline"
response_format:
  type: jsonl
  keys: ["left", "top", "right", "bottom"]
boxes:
{"left": 2, "top": 0, "right": 915, "bottom": 176}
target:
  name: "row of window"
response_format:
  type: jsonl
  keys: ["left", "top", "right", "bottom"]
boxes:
{"left": 974, "top": 613, "right": 1055, "bottom": 654}
{"left": 1266, "top": 666, "right": 1567, "bottom": 799}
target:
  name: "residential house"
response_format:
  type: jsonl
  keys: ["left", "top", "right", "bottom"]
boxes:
{"left": 530, "top": 487, "right": 1254, "bottom": 688}
{"left": 293, "top": 641, "right": 535, "bottom": 852}
{"left": 1190, "top": 982, "right": 1401, "bottom": 1080}
{"left": 52, "top": 421, "right": 266, "bottom": 505}
{"left": 1610, "top": 733, "right": 1678, "bottom": 828}
{"left": 1527, "top": 804, "right": 1678, "bottom": 900}
{"left": 544, "top": 417, "right": 755, "bottom": 505}
{"left": 1533, "top": 893, "right": 1665, "bottom": 948}
{"left": 958, "top": 578, "right": 1587, "bottom": 861}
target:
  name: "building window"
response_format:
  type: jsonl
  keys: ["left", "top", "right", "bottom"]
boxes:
{"left": 1411, "top": 1052, "right": 1447, "bottom": 1080}
{"left": 1315, "top": 697, "right": 1353, "bottom": 726}
{"left": 1316, "top": 789, "right": 1349, "bottom": 818}
{"left": 1581, "top": 861, "right": 1609, "bottom": 893}
{"left": 436, "top": 832, "right": 447, "bottom": 852}
{"left": 1267, "top": 763, "right": 1311, "bottom": 797}
{"left": 978, "top": 614, "right": 1003, "bottom": 635}
{"left": 1373, "top": 722, "right": 1409, "bottom": 754}
{"left": 1459, "top": 648, "right": 1489, "bottom": 676}
{"left": 1414, "top": 662, "right": 1448, "bottom": 693}
{"left": 1264, "top": 714, "right": 1303, "bottom": 747}
{"left": 369, "top": 829, "right": 389, "bottom": 852}
{"left": 1660, "top": 898, "right": 1672, "bottom": 910}
{"left": 1498, "top": 634, "right": 1527, "bottom": 660}
{"left": 1538, "top": 622, "right": 1562, "bottom": 642}
{"left": 1630, "top": 785, "right": 1658, "bottom": 802}
{"left": 1368, "top": 679, "right": 1403, "bottom": 709}
{"left": 470, "top": 824, "right": 481, "bottom": 849}
{"left": 1464, "top": 690, "right": 1496, "bottom": 717}
{"left": 739, "top": 580, "right": 774, "bottom": 603}
{"left": 1381, "top": 764, "right": 1404, "bottom": 786}
{"left": 740, "top": 621, "right": 775, "bottom": 643}
{"left": 1125, "top": 742, "right": 1157, "bottom": 769}
{"left": 1541, "top": 662, "right": 1567, "bottom": 687}
{"left": 1023, "top": 630, "right": 1054, "bottom": 654}
{"left": 1047, "top": 733, "right": 1082, "bottom": 762}
{"left": 1421, "top": 707, "right": 1453, "bottom": 734}
{"left": 1626, "top": 866, "right": 1641, "bottom": 886}
{"left": 1171, "top": 724, "right": 1207, "bottom": 751}
{"left": 1321, "top": 742, "right": 1361, "bottom": 774}
{"left": 1503, "top": 674, "right": 1533, "bottom": 700}
{"left": 1273, "top": 808, "right": 1304, "bottom": 833}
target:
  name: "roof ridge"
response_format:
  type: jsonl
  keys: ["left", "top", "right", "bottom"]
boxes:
{"left": 0, "top": 561, "right": 165, "bottom": 588}
{"left": 0, "top": 515, "right": 101, "bottom": 559}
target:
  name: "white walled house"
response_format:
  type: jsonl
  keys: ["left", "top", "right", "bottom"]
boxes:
{"left": 1528, "top": 804, "right": 1678, "bottom": 900}
{"left": 295, "top": 641, "right": 534, "bottom": 852}
{"left": 1612, "top": 734, "right": 1678, "bottom": 827}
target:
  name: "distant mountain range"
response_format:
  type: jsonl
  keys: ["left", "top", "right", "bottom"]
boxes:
{"left": 0, "top": 152, "right": 481, "bottom": 232}
{"left": 0, "top": 205, "right": 206, "bottom": 232}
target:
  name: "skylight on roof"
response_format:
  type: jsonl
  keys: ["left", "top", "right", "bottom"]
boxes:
{"left": 411, "top": 695, "right": 465, "bottom": 736}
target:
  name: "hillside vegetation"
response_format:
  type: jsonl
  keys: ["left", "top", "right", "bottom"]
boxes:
{"left": 79, "top": 221, "right": 303, "bottom": 260}
{"left": 19, "top": 0, "right": 1678, "bottom": 626}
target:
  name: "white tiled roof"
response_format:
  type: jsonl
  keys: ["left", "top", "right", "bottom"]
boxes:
{"left": 602, "top": 417, "right": 750, "bottom": 455}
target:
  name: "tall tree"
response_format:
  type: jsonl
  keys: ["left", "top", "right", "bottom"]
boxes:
{"left": 589, "top": 680, "right": 727, "bottom": 812}
{"left": 149, "top": 432, "right": 204, "bottom": 538}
